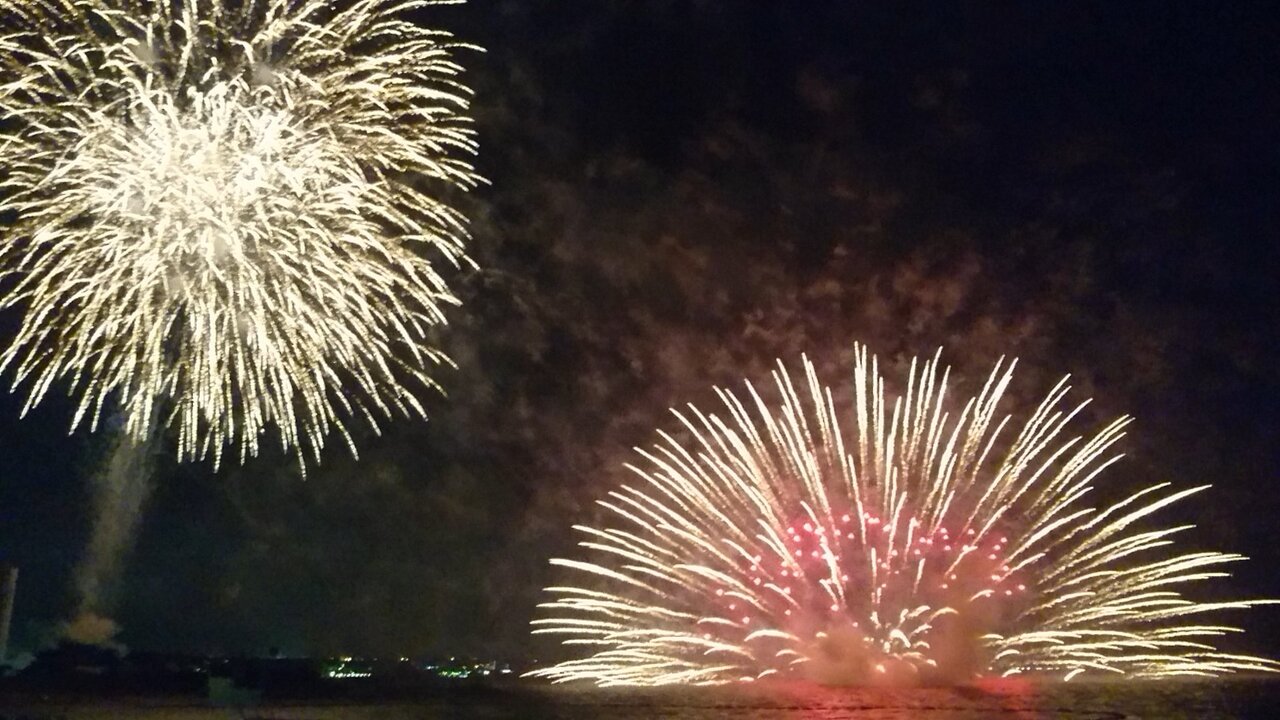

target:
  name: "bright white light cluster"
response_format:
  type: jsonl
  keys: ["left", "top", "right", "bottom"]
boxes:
{"left": 531, "top": 345, "right": 1276, "bottom": 685}
{"left": 0, "top": 0, "right": 481, "bottom": 468}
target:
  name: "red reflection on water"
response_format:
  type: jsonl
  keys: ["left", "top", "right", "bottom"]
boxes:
{"left": 973, "top": 676, "right": 1043, "bottom": 719}
{"left": 733, "top": 677, "right": 1050, "bottom": 719}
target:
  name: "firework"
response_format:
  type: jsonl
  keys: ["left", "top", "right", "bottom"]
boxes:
{"left": 0, "top": 0, "right": 481, "bottom": 468}
{"left": 530, "top": 346, "right": 1276, "bottom": 685}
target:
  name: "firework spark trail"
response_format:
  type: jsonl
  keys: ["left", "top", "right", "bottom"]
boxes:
{"left": 0, "top": 0, "right": 481, "bottom": 470}
{"left": 530, "top": 345, "right": 1276, "bottom": 686}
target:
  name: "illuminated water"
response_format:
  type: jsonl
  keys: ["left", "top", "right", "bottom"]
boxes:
{"left": 3, "top": 679, "right": 1278, "bottom": 719}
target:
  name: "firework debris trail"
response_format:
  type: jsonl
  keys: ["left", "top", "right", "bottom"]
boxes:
{"left": 530, "top": 344, "right": 1278, "bottom": 686}
{"left": 0, "top": 0, "right": 482, "bottom": 473}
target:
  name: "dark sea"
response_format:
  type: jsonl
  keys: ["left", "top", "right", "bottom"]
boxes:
{"left": 3, "top": 679, "right": 1278, "bottom": 719}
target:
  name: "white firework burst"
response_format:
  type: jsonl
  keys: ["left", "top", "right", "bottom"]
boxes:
{"left": 530, "top": 345, "right": 1276, "bottom": 685}
{"left": 0, "top": 0, "right": 481, "bottom": 468}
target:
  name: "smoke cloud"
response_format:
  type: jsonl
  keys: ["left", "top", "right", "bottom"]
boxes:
{"left": 65, "top": 429, "right": 157, "bottom": 646}
{"left": 61, "top": 611, "right": 121, "bottom": 648}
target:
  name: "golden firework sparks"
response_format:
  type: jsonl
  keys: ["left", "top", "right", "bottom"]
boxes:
{"left": 530, "top": 345, "right": 1276, "bottom": 685}
{"left": 0, "top": 0, "right": 481, "bottom": 469}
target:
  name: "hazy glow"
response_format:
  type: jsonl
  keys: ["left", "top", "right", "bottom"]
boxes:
{"left": 530, "top": 346, "right": 1276, "bottom": 685}
{"left": 0, "top": 0, "right": 480, "bottom": 468}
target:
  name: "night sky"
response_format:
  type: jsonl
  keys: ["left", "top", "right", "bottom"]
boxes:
{"left": 1, "top": 0, "right": 1278, "bottom": 665}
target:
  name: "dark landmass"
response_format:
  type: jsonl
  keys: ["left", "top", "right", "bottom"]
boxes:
{"left": 0, "top": 641, "right": 524, "bottom": 708}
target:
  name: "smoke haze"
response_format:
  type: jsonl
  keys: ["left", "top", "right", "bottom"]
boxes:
{"left": 65, "top": 430, "right": 157, "bottom": 646}
{"left": 0, "top": 1, "right": 1274, "bottom": 661}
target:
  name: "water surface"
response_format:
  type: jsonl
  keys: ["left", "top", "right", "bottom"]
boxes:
{"left": 3, "top": 679, "right": 1277, "bottom": 719}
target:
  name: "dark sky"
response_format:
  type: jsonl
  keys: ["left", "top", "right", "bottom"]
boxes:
{"left": 1, "top": 0, "right": 1278, "bottom": 662}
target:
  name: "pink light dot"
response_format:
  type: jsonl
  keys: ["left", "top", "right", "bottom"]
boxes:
{"left": 842, "top": 514, "right": 851, "bottom": 523}
{"left": 742, "top": 616, "right": 750, "bottom": 624}
{"left": 949, "top": 574, "right": 957, "bottom": 580}
{"left": 830, "top": 604, "right": 839, "bottom": 612}
{"left": 804, "top": 523, "right": 813, "bottom": 532}
{"left": 968, "top": 529, "right": 976, "bottom": 536}
{"left": 991, "top": 574, "right": 1000, "bottom": 581}
{"left": 729, "top": 603, "right": 737, "bottom": 610}
{"left": 787, "top": 527, "right": 795, "bottom": 534}
{"left": 753, "top": 578, "right": 762, "bottom": 585}
{"left": 846, "top": 533, "right": 855, "bottom": 539}
{"left": 811, "top": 551, "right": 820, "bottom": 558}
{"left": 784, "top": 587, "right": 792, "bottom": 594}
{"left": 944, "top": 545, "right": 952, "bottom": 552}
{"left": 941, "top": 583, "right": 949, "bottom": 589}
{"left": 841, "top": 574, "right": 849, "bottom": 582}
{"left": 781, "top": 570, "right": 790, "bottom": 577}
{"left": 716, "top": 589, "right": 724, "bottom": 596}
{"left": 1005, "top": 590, "right": 1013, "bottom": 596}
{"left": 988, "top": 554, "right": 998, "bottom": 560}
{"left": 795, "top": 550, "right": 803, "bottom": 558}
{"left": 1000, "top": 536, "right": 1008, "bottom": 544}
{"left": 784, "top": 609, "right": 792, "bottom": 616}
{"left": 1017, "top": 584, "right": 1026, "bottom": 591}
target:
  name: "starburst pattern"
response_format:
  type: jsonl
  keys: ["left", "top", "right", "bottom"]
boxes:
{"left": 530, "top": 346, "right": 1276, "bottom": 685}
{"left": 0, "top": 0, "right": 481, "bottom": 468}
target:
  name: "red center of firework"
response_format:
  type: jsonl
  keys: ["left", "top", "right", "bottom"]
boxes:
{"left": 716, "top": 506, "right": 1028, "bottom": 632}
